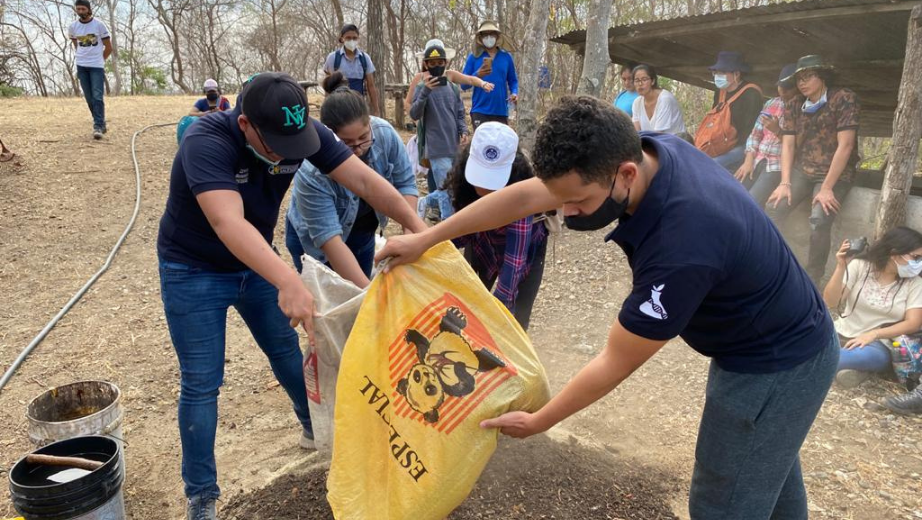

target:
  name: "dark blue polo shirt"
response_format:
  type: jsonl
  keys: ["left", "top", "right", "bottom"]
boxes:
{"left": 157, "top": 106, "right": 352, "bottom": 272}
{"left": 609, "top": 132, "right": 833, "bottom": 374}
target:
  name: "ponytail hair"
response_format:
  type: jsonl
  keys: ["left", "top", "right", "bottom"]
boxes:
{"left": 320, "top": 71, "right": 370, "bottom": 132}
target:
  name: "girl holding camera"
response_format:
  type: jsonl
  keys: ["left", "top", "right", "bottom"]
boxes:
{"left": 823, "top": 226, "right": 922, "bottom": 388}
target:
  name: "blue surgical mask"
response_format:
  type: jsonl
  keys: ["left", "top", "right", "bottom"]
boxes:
{"left": 897, "top": 256, "right": 922, "bottom": 278}
{"left": 247, "top": 144, "right": 281, "bottom": 166}
{"left": 713, "top": 74, "right": 729, "bottom": 89}
{"left": 803, "top": 90, "right": 828, "bottom": 114}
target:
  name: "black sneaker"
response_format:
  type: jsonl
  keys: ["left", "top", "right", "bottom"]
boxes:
{"left": 883, "top": 386, "right": 922, "bottom": 416}
{"left": 186, "top": 496, "right": 216, "bottom": 520}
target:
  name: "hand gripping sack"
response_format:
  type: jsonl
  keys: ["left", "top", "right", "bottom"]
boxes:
{"left": 300, "top": 254, "right": 366, "bottom": 457}
{"left": 327, "top": 242, "right": 551, "bottom": 519}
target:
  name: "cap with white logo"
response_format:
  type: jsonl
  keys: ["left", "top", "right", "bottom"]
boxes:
{"left": 465, "top": 122, "right": 518, "bottom": 191}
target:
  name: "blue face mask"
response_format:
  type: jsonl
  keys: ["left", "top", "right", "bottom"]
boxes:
{"left": 897, "top": 256, "right": 922, "bottom": 278}
{"left": 713, "top": 74, "right": 730, "bottom": 90}
{"left": 803, "top": 90, "right": 828, "bottom": 114}
{"left": 246, "top": 144, "right": 281, "bottom": 166}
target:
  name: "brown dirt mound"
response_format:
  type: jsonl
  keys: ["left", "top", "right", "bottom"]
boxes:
{"left": 222, "top": 434, "right": 680, "bottom": 519}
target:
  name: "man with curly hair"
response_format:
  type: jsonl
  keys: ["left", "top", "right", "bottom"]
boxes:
{"left": 378, "top": 95, "right": 838, "bottom": 519}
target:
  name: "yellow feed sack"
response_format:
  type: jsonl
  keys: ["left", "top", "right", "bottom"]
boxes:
{"left": 328, "top": 241, "right": 550, "bottom": 519}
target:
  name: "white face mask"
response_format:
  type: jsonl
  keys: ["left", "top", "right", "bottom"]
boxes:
{"left": 896, "top": 256, "right": 922, "bottom": 278}
{"left": 343, "top": 40, "right": 358, "bottom": 51}
{"left": 481, "top": 36, "right": 497, "bottom": 49}
{"left": 247, "top": 144, "right": 281, "bottom": 166}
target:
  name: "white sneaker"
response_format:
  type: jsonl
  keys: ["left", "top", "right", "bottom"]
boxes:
{"left": 299, "top": 431, "right": 316, "bottom": 450}
{"left": 92, "top": 128, "right": 103, "bottom": 140}
{"left": 835, "top": 369, "right": 870, "bottom": 389}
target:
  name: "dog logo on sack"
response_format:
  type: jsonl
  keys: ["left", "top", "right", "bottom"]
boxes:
{"left": 390, "top": 294, "right": 515, "bottom": 434}
{"left": 639, "top": 284, "right": 668, "bottom": 320}
{"left": 483, "top": 145, "right": 500, "bottom": 162}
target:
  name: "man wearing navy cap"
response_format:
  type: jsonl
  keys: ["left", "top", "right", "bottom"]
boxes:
{"left": 157, "top": 72, "right": 425, "bottom": 520}
{"left": 378, "top": 96, "right": 837, "bottom": 519}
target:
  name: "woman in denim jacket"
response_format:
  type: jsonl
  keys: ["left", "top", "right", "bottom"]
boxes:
{"left": 286, "top": 73, "right": 418, "bottom": 286}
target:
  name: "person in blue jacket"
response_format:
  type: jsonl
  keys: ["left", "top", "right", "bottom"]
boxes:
{"left": 461, "top": 20, "right": 518, "bottom": 130}
{"left": 286, "top": 72, "right": 418, "bottom": 286}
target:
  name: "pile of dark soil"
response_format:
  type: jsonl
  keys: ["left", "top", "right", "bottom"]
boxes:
{"left": 223, "top": 434, "right": 680, "bottom": 519}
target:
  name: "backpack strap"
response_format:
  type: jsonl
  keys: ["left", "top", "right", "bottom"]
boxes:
{"left": 333, "top": 50, "right": 343, "bottom": 71}
{"left": 726, "top": 83, "right": 762, "bottom": 106}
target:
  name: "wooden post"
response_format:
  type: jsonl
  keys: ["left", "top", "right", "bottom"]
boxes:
{"left": 393, "top": 89, "right": 405, "bottom": 130}
{"left": 875, "top": 5, "right": 922, "bottom": 239}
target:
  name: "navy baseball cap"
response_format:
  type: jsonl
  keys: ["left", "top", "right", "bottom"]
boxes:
{"left": 239, "top": 72, "right": 319, "bottom": 159}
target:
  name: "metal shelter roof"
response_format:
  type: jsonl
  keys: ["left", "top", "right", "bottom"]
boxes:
{"left": 551, "top": 0, "right": 919, "bottom": 136}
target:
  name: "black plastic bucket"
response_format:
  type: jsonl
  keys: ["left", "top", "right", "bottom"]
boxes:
{"left": 9, "top": 435, "right": 125, "bottom": 520}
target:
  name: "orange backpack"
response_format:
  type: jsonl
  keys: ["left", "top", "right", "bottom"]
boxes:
{"left": 695, "top": 84, "right": 762, "bottom": 158}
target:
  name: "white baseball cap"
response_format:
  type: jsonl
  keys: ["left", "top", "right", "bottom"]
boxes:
{"left": 415, "top": 38, "right": 457, "bottom": 61}
{"left": 203, "top": 78, "right": 219, "bottom": 91}
{"left": 465, "top": 122, "right": 518, "bottom": 191}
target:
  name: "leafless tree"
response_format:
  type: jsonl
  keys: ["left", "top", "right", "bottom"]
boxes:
{"left": 576, "top": 0, "right": 613, "bottom": 97}
{"left": 517, "top": 0, "right": 551, "bottom": 153}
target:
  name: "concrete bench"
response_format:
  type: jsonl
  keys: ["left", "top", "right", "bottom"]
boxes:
{"left": 776, "top": 186, "right": 922, "bottom": 277}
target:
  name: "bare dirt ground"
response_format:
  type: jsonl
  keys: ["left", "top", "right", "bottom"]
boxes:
{"left": 1, "top": 96, "right": 921, "bottom": 519}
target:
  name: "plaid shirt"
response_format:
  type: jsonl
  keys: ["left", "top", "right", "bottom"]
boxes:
{"left": 454, "top": 216, "right": 548, "bottom": 310}
{"left": 745, "top": 97, "right": 785, "bottom": 172}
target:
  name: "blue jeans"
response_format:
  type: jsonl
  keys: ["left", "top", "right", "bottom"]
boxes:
{"left": 418, "top": 157, "right": 455, "bottom": 220}
{"left": 837, "top": 338, "right": 891, "bottom": 372}
{"left": 747, "top": 162, "right": 781, "bottom": 210}
{"left": 689, "top": 332, "right": 838, "bottom": 519}
{"left": 76, "top": 65, "right": 106, "bottom": 129}
{"left": 286, "top": 218, "right": 307, "bottom": 273}
{"left": 159, "top": 259, "right": 312, "bottom": 499}
{"left": 713, "top": 145, "right": 746, "bottom": 174}
{"left": 764, "top": 168, "right": 852, "bottom": 283}
{"left": 285, "top": 218, "right": 375, "bottom": 277}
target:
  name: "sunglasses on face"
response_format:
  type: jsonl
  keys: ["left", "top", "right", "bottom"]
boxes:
{"left": 797, "top": 72, "right": 819, "bottom": 83}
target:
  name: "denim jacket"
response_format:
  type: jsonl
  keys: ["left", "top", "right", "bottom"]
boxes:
{"left": 286, "top": 116, "right": 417, "bottom": 264}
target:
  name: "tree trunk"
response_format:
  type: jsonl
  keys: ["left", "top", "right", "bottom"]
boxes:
{"left": 365, "top": 0, "right": 386, "bottom": 116}
{"left": 517, "top": 0, "right": 551, "bottom": 154}
{"left": 384, "top": 0, "right": 401, "bottom": 82}
{"left": 575, "top": 0, "right": 613, "bottom": 97}
{"left": 329, "top": 0, "right": 344, "bottom": 31}
{"left": 104, "top": 0, "right": 122, "bottom": 94}
{"left": 875, "top": 5, "right": 922, "bottom": 239}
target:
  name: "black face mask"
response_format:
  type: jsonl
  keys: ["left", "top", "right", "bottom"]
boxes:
{"left": 564, "top": 177, "right": 630, "bottom": 231}
{"left": 427, "top": 65, "right": 446, "bottom": 77}
{"left": 206, "top": 92, "right": 219, "bottom": 102}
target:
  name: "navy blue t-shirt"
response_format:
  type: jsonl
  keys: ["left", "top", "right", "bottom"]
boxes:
{"left": 157, "top": 106, "right": 352, "bottom": 271}
{"left": 609, "top": 132, "right": 833, "bottom": 374}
